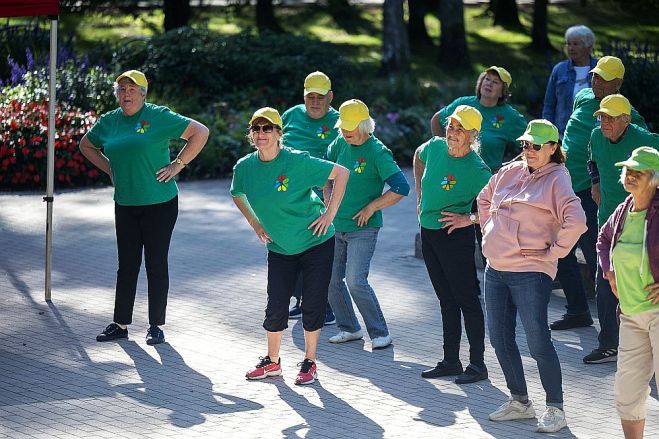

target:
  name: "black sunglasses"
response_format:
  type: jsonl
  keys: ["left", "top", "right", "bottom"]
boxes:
{"left": 522, "top": 142, "right": 543, "bottom": 151}
{"left": 250, "top": 124, "right": 275, "bottom": 133}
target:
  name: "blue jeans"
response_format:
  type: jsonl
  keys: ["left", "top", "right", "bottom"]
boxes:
{"left": 555, "top": 188, "right": 598, "bottom": 316}
{"left": 485, "top": 266, "right": 564, "bottom": 406}
{"left": 328, "top": 228, "right": 389, "bottom": 339}
{"left": 596, "top": 265, "right": 619, "bottom": 349}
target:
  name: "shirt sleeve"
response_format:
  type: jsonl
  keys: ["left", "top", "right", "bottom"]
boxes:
{"left": 542, "top": 65, "right": 558, "bottom": 123}
{"left": 86, "top": 113, "right": 108, "bottom": 149}
{"left": 326, "top": 137, "right": 340, "bottom": 163}
{"left": 385, "top": 171, "right": 410, "bottom": 196}
{"left": 158, "top": 106, "right": 192, "bottom": 139}
{"left": 631, "top": 107, "right": 647, "bottom": 130}
{"left": 303, "top": 154, "right": 335, "bottom": 188}
{"left": 375, "top": 147, "right": 403, "bottom": 181}
{"left": 418, "top": 140, "right": 431, "bottom": 163}
{"left": 230, "top": 161, "right": 245, "bottom": 197}
{"left": 438, "top": 98, "right": 462, "bottom": 130}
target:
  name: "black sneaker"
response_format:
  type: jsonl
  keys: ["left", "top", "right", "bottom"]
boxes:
{"left": 96, "top": 323, "right": 128, "bottom": 342}
{"left": 583, "top": 348, "right": 617, "bottom": 364}
{"left": 455, "top": 364, "right": 488, "bottom": 384}
{"left": 421, "top": 360, "right": 463, "bottom": 378}
{"left": 146, "top": 325, "right": 165, "bottom": 345}
{"left": 550, "top": 313, "right": 593, "bottom": 330}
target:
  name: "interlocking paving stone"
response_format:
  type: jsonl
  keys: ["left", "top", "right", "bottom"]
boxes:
{"left": 1, "top": 171, "right": 658, "bottom": 438}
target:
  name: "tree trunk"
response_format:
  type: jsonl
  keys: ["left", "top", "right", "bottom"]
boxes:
{"left": 408, "top": 0, "right": 433, "bottom": 48}
{"left": 382, "top": 0, "right": 410, "bottom": 73}
{"left": 492, "top": 0, "right": 521, "bottom": 27}
{"left": 437, "top": 0, "right": 469, "bottom": 70}
{"left": 256, "top": 0, "right": 283, "bottom": 33}
{"left": 163, "top": 0, "right": 191, "bottom": 31}
{"left": 530, "top": 0, "right": 553, "bottom": 51}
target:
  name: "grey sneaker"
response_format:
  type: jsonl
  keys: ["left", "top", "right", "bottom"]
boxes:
{"left": 583, "top": 348, "right": 618, "bottom": 364}
{"left": 329, "top": 330, "right": 363, "bottom": 343}
{"left": 371, "top": 335, "right": 392, "bottom": 349}
{"left": 489, "top": 398, "right": 536, "bottom": 421}
{"left": 537, "top": 406, "right": 567, "bottom": 433}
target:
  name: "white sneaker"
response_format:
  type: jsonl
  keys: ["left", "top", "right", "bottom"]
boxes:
{"left": 329, "top": 330, "right": 363, "bottom": 343}
{"left": 489, "top": 398, "right": 536, "bottom": 421}
{"left": 536, "top": 406, "right": 567, "bottom": 433}
{"left": 371, "top": 335, "right": 392, "bottom": 349}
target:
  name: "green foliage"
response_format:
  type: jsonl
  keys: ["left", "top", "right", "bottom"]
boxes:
{"left": 1, "top": 60, "right": 116, "bottom": 114}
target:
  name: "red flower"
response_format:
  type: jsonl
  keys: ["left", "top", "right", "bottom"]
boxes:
{"left": 21, "top": 147, "right": 30, "bottom": 156}
{"left": 33, "top": 175, "right": 40, "bottom": 183}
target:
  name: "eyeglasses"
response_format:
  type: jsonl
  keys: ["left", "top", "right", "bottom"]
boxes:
{"left": 250, "top": 124, "right": 275, "bottom": 133}
{"left": 522, "top": 142, "right": 543, "bottom": 151}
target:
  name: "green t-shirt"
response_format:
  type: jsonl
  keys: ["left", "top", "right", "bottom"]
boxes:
{"left": 612, "top": 209, "right": 657, "bottom": 315}
{"left": 438, "top": 96, "right": 526, "bottom": 172}
{"left": 281, "top": 104, "right": 340, "bottom": 159}
{"left": 230, "top": 147, "right": 335, "bottom": 255}
{"left": 418, "top": 137, "right": 492, "bottom": 230}
{"left": 563, "top": 88, "right": 647, "bottom": 193}
{"left": 589, "top": 124, "right": 659, "bottom": 226}
{"left": 326, "top": 135, "right": 401, "bottom": 232}
{"left": 86, "top": 103, "right": 191, "bottom": 206}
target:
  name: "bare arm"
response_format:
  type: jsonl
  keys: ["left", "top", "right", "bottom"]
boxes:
{"left": 157, "top": 119, "right": 210, "bottom": 182}
{"left": 430, "top": 111, "right": 445, "bottom": 137}
{"left": 352, "top": 190, "right": 404, "bottom": 227}
{"left": 413, "top": 146, "right": 425, "bottom": 215}
{"left": 79, "top": 134, "right": 111, "bottom": 177}
{"left": 309, "top": 164, "right": 349, "bottom": 236}
{"left": 232, "top": 195, "right": 271, "bottom": 244}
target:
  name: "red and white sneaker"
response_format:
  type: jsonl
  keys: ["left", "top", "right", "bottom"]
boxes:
{"left": 245, "top": 356, "right": 282, "bottom": 380}
{"left": 295, "top": 359, "right": 317, "bottom": 385}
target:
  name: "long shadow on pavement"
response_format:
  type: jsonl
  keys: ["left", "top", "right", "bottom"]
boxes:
{"left": 117, "top": 341, "right": 262, "bottom": 428}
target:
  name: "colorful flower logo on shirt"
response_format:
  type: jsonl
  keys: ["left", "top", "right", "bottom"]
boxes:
{"left": 491, "top": 115, "right": 505, "bottom": 129}
{"left": 353, "top": 158, "right": 366, "bottom": 173}
{"left": 441, "top": 174, "right": 456, "bottom": 190}
{"left": 316, "top": 125, "right": 330, "bottom": 139}
{"left": 135, "top": 120, "right": 150, "bottom": 134}
{"left": 274, "top": 175, "right": 289, "bottom": 191}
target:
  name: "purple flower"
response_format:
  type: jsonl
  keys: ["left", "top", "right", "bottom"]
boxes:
{"left": 386, "top": 112, "right": 400, "bottom": 123}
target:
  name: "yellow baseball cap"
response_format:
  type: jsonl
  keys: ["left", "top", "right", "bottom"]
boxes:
{"left": 304, "top": 71, "right": 331, "bottom": 96}
{"left": 249, "top": 107, "right": 283, "bottom": 128}
{"left": 590, "top": 56, "right": 625, "bottom": 81}
{"left": 335, "top": 99, "right": 370, "bottom": 131}
{"left": 448, "top": 105, "right": 482, "bottom": 132}
{"left": 593, "top": 94, "right": 631, "bottom": 117}
{"left": 115, "top": 70, "right": 148, "bottom": 91}
{"left": 517, "top": 119, "right": 559, "bottom": 144}
{"left": 486, "top": 66, "right": 512, "bottom": 86}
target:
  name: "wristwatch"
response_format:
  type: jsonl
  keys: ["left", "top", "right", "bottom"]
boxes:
{"left": 469, "top": 213, "right": 477, "bottom": 224}
{"left": 175, "top": 158, "right": 187, "bottom": 167}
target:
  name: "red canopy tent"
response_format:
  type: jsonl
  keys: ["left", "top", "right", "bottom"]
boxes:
{"left": 1, "top": 0, "right": 59, "bottom": 301}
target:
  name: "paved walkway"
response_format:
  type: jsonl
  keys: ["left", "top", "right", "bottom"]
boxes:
{"left": 0, "top": 171, "right": 657, "bottom": 438}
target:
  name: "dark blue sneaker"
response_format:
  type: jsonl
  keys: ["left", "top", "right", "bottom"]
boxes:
{"left": 146, "top": 325, "right": 165, "bottom": 345}
{"left": 96, "top": 323, "right": 128, "bottom": 342}
{"left": 289, "top": 303, "right": 302, "bottom": 319}
{"left": 324, "top": 307, "right": 336, "bottom": 326}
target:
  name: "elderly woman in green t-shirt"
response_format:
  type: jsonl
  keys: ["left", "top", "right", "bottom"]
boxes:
{"left": 79, "top": 70, "right": 209, "bottom": 346}
{"left": 414, "top": 105, "right": 491, "bottom": 384}
{"left": 324, "top": 99, "right": 409, "bottom": 350}
{"left": 597, "top": 147, "right": 659, "bottom": 439}
{"left": 231, "top": 107, "right": 349, "bottom": 385}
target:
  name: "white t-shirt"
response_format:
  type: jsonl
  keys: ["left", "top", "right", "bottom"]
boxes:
{"left": 573, "top": 66, "right": 591, "bottom": 98}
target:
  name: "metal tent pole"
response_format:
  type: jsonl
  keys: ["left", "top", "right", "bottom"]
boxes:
{"left": 44, "top": 17, "right": 57, "bottom": 302}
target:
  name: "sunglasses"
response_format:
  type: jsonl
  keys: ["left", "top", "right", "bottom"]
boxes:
{"left": 522, "top": 142, "right": 543, "bottom": 151}
{"left": 250, "top": 124, "right": 275, "bottom": 133}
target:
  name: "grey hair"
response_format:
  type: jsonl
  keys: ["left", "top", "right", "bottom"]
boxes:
{"left": 357, "top": 117, "right": 376, "bottom": 136}
{"left": 619, "top": 167, "right": 659, "bottom": 188}
{"left": 470, "top": 131, "right": 481, "bottom": 153}
{"left": 565, "top": 25, "right": 595, "bottom": 50}
{"left": 113, "top": 82, "right": 148, "bottom": 101}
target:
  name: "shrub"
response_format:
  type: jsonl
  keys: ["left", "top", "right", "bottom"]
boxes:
{"left": 0, "top": 100, "right": 103, "bottom": 189}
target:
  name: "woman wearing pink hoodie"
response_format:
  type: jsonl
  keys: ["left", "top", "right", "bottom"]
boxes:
{"left": 477, "top": 120, "right": 587, "bottom": 433}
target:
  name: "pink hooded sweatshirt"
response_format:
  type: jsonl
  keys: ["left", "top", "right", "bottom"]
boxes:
{"left": 477, "top": 161, "right": 587, "bottom": 279}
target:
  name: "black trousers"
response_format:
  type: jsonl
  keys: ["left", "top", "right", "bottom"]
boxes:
{"left": 113, "top": 196, "right": 178, "bottom": 326}
{"left": 421, "top": 226, "right": 485, "bottom": 366}
{"left": 265, "top": 238, "right": 335, "bottom": 332}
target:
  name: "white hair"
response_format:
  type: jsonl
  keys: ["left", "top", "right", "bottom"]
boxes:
{"left": 357, "top": 118, "right": 376, "bottom": 136}
{"left": 113, "top": 82, "right": 148, "bottom": 101}
{"left": 565, "top": 25, "right": 595, "bottom": 50}
{"left": 470, "top": 131, "right": 481, "bottom": 153}
{"left": 619, "top": 167, "right": 659, "bottom": 187}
